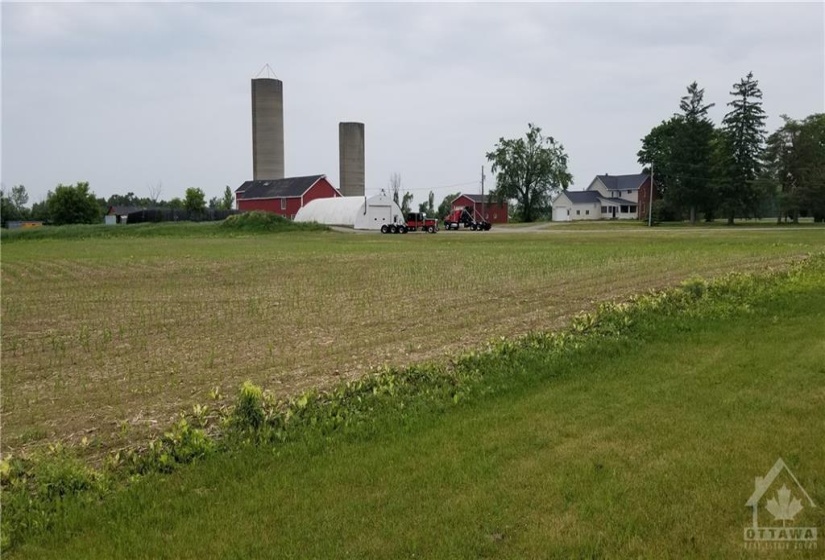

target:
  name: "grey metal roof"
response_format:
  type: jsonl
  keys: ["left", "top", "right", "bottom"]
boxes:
{"left": 236, "top": 175, "right": 326, "bottom": 199}
{"left": 108, "top": 206, "right": 147, "bottom": 215}
{"left": 598, "top": 196, "right": 637, "bottom": 205}
{"left": 596, "top": 173, "right": 649, "bottom": 191}
{"left": 563, "top": 191, "right": 601, "bottom": 204}
{"left": 559, "top": 191, "right": 638, "bottom": 205}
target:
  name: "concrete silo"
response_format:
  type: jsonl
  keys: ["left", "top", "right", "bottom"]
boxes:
{"left": 251, "top": 78, "right": 284, "bottom": 180}
{"left": 338, "top": 122, "right": 365, "bottom": 197}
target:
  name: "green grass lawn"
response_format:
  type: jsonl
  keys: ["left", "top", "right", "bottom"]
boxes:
{"left": 11, "top": 258, "right": 824, "bottom": 559}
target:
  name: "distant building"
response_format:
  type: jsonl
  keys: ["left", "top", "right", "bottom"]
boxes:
{"left": 6, "top": 220, "right": 44, "bottom": 229}
{"left": 451, "top": 194, "right": 509, "bottom": 224}
{"left": 107, "top": 206, "right": 146, "bottom": 224}
{"left": 552, "top": 173, "right": 653, "bottom": 221}
{"left": 294, "top": 194, "right": 404, "bottom": 230}
{"left": 235, "top": 175, "right": 340, "bottom": 219}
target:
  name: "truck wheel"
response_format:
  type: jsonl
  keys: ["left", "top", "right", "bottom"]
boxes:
{"left": 427, "top": 225, "right": 435, "bottom": 233}
{"left": 380, "top": 224, "right": 389, "bottom": 234}
{"left": 400, "top": 225, "right": 408, "bottom": 234}
{"left": 471, "top": 223, "right": 477, "bottom": 231}
{"left": 389, "top": 224, "right": 397, "bottom": 234}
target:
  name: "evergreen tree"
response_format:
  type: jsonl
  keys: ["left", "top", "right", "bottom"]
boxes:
{"left": 638, "top": 82, "right": 716, "bottom": 223}
{"left": 673, "top": 82, "right": 716, "bottom": 223}
{"left": 717, "top": 72, "right": 767, "bottom": 224}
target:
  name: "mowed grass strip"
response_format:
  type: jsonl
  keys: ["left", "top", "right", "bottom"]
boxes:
{"left": 12, "top": 261, "right": 825, "bottom": 559}
{"left": 1, "top": 227, "right": 823, "bottom": 457}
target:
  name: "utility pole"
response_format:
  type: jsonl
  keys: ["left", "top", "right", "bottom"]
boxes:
{"left": 481, "top": 165, "right": 485, "bottom": 222}
{"left": 647, "top": 164, "right": 654, "bottom": 227}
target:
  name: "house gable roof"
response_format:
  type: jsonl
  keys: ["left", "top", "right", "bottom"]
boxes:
{"left": 555, "top": 191, "right": 639, "bottom": 206}
{"left": 562, "top": 191, "right": 602, "bottom": 204}
{"left": 595, "top": 173, "right": 649, "bottom": 192}
{"left": 108, "top": 206, "right": 147, "bottom": 215}
{"left": 236, "top": 175, "right": 327, "bottom": 199}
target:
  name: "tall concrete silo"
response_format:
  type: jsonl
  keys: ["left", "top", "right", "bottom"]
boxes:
{"left": 251, "top": 78, "right": 284, "bottom": 180}
{"left": 339, "top": 122, "right": 365, "bottom": 196}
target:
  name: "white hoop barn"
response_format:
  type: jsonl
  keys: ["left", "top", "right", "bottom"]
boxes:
{"left": 294, "top": 194, "right": 404, "bottom": 230}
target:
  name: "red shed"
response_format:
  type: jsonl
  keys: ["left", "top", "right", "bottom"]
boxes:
{"left": 451, "top": 194, "right": 508, "bottom": 224}
{"left": 235, "top": 175, "right": 341, "bottom": 218}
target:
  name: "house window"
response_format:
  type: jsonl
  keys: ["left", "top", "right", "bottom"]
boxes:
{"left": 585, "top": 210, "right": 590, "bottom": 215}
{"left": 630, "top": 206, "right": 637, "bottom": 213}
{"left": 627, "top": 190, "right": 632, "bottom": 194}
{"left": 601, "top": 206, "right": 607, "bottom": 213}
{"left": 566, "top": 209, "right": 570, "bottom": 216}
{"left": 576, "top": 210, "right": 580, "bottom": 215}
{"left": 280, "top": 198, "right": 287, "bottom": 210}
{"left": 621, "top": 205, "right": 629, "bottom": 213}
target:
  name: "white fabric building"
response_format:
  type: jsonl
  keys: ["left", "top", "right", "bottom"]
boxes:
{"left": 294, "top": 194, "right": 404, "bottom": 230}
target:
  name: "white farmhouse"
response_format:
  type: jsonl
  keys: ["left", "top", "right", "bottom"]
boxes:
{"left": 552, "top": 173, "right": 652, "bottom": 222}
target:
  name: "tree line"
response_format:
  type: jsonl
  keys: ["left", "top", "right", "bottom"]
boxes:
{"left": 0, "top": 183, "right": 236, "bottom": 227}
{"left": 480, "top": 71, "right": 822, "bottom": 223}
{"left": 638, "top": 72, "right": 824, "bottom": 223}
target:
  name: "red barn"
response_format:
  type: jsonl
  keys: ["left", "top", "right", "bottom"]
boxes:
{"left": 235, "top": 175, "right": 340, "bottom": 218}
{"left": 451, "top": 194, "right": 509, "bottom": 224}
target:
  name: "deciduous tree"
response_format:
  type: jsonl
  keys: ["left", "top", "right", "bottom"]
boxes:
{"left": 184, "top": 188, "right": 206, "bottom": 214}
{"left": 221, "top": 186, "right": 234, "bottom": 210}
{"left": 765, "top": 113, "right": 825, "bottom": 222}
{"left": 486, "top": 123, "right": 572, "bottom": 222}
{"left": 418, "top": 190, "right": 436, "bottom": 216}
{"left": 401, "top": 192, "right": 414, "bottom": 215}
{"left": 437, "top": 191, "right": 461, "bottom": 219}
{"left": 0, "top": 185, "right": 30, "bottom": 226}
{"left": 47, "top": 182, "right": 101, "bottom": 225}
{"left": 389, "top": 173, "right": 402, "bottom": 206}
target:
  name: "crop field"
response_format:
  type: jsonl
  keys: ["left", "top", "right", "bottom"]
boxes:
{"left": 7, "top": 243, "right": 825, "bottom": 559}
{"left": 1, "top": 224, "right": 823, "bottom": 461}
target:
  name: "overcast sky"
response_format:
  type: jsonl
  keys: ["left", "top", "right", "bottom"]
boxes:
{"left": 2, "top": 1, "right": 823, "bottom": 206}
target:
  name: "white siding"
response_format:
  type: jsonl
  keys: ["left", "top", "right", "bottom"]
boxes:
{"left": 295, "top": 194, "right": 403, "bottom": 230}
{"left": 587, "top": 178, "right": 611, "bottom": 198}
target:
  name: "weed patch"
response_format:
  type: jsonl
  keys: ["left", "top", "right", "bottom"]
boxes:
{"left": 218, "top": 211, "right": 327, "bottom": 233}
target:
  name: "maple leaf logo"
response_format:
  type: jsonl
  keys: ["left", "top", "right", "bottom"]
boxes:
{"left": 765, "top": 484, "right": 804, "bottom": 526}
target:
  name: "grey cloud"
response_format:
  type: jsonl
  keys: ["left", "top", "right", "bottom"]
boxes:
{"left": 2, "top": 2, "right": 823, "bottom": 205}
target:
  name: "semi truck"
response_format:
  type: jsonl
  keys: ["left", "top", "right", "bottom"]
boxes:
{"left": 442, "top": 206, "right": 491, "bottom": 231}
{"left": 380, "top": 213, "right": 439, "bottom": 234}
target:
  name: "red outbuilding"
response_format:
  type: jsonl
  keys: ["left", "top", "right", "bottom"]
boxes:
{"left": 451, "top": 194, "right": 509, "bottom": 224}
{"left": 235, "top": 175, "right": 341, "bottom": 218}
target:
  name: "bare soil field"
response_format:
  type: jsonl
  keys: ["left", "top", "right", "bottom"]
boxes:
{"left": 2, "top": 226, "right": 822, "bottom": 459}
